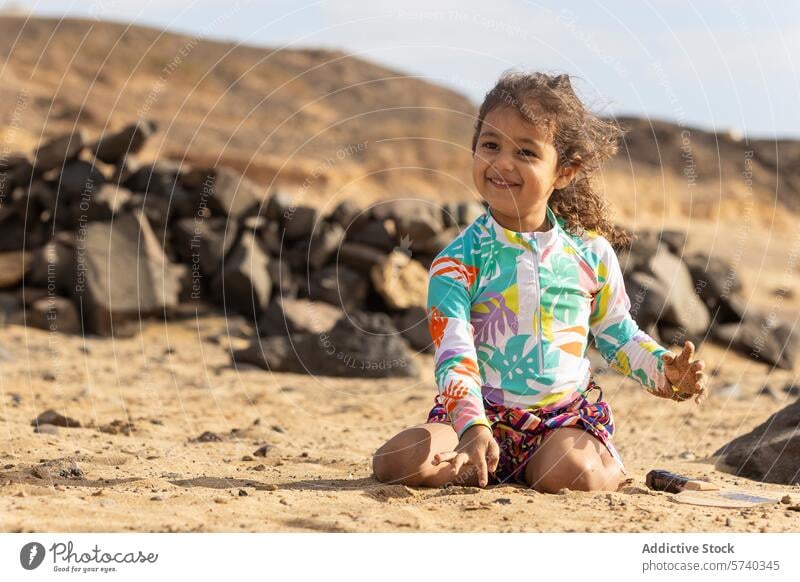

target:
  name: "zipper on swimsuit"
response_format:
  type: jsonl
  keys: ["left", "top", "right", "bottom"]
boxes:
{"left": 530, "top": 242, "right": 544, "bottom": 370}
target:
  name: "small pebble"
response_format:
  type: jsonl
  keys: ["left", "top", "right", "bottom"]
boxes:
{"left": 253, "top": 444, "right": 271, "bottom": 457}
{"left": 241, "top": 455, "right": 254, "bottom": 462}
{"left": 150, "top": 495, "right": 163, "bottom": 501}
{"left": 781, "top": 495, "right": 792, "bottom": 505}
{"left": 194, "top": 431, "right": 223, "bottom": 443}
{"left": 238, "top": 489, "right": 248, "bottom": 497}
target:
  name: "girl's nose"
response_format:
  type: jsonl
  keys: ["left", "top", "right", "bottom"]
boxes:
{"left": 494, "top": 151, "right": 515, "bottom": 172}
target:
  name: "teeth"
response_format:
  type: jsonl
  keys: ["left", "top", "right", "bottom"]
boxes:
{"left": 490, "top": 178, "right": 518, "bottom": 187}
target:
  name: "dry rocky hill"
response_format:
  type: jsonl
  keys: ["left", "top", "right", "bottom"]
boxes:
{"left": 0, "top": 16, "right": 798, "bottom": 225}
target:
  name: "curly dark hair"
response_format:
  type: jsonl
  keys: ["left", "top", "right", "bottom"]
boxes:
{"left": 472, "top": 70, "right": 630, "bottom": 249}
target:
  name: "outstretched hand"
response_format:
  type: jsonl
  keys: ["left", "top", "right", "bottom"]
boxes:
{"left": 655, "top": 340, "right": 709, "bottom": 404}
{"left": 432, "top": 424, "right": 499, "bottom": 488}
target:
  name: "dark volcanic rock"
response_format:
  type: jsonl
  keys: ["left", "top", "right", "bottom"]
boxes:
{"left": 72, "top": 211, "right": 183, "bottom": 335}
{"left": 212, "top": 231, "right": 271, "bottom": 319}
{"left": 91, "top": 120, "right": 158, "bottom": 164}
{"left": 23, "top": 296, "right": 82, "bottom": 335}
{"left": 307, "top": 265, "right": 368, "bottom": 311}
{"left": 172, "top": 217, "right": 235, "bottom": 279}
{"left": 182, "top": 167, "right": 263, "bottom": 220}
{"left": 257, "top": 298, "right": 342, "bottom": 337}
{"left": 33, "top": 130, "right": 85, "bottom": 171}
{"left": 395, "top": 305, "right": 434, "bottom": 353}
{"left": 32, "top": 409, "right": 82, "bottom": 428}
{"left": 57, "top": 160, "right": 105, "bottom": 201}
{"left": 713, "top": 399, "right": 800, "bottom": 484}
{"left": 233, "top": 310, "right": 418, "bottom": 378}
{"left": 711, "top": 313, "right": 800, "bottom": 370}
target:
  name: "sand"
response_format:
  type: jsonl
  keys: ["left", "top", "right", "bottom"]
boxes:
{"left": 1, "top": 220, "right": 799, "bottom": 533}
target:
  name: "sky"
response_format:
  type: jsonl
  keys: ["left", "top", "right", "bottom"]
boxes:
{"left": 8, "top": 0, "right": 800, "bottom": 139}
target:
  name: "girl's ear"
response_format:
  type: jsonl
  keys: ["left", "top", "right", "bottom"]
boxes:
{"left": 554, "top": 163, "right": 579, "bottom": 189}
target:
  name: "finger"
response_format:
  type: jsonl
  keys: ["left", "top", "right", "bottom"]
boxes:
{"left": 474, "top": 456, "right": 489, "bottom": 488}
{"left": 486, "top": 441, "right": 500, "bottom": 473}
{"left": 695, "top": 384, "right": 708, "bottom": 405}
{"left": 692, "top": 360, "right": 705, "bottom": 371}
{"left": 451, "top": 452, "right": 470, "bottom": 475}
{"left": 662, "top": 352, "right": 675, "bottom": 364}
{"left": 432, "top": 451, "right": 458, "bottom": 466}
{"left": 680, "top": 341, "right": 695, "bottom": 365}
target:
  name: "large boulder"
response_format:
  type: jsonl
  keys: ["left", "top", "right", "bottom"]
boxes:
{"left": 123, "top": 160, "right": 185, "bottom": 198}
{"left": 684, "top": 252, "right": 743, "bottom": 308}
{"left": 370, "top": 251, "right": 428, "bottom": 310}
{"left": 644, "top": 243, "right": 710, "bottom": 336}
{"left": 233, "top": 310, "right": 418, "bottom": 378}
{"left": 91, "top": 120, "right": 158, "bottom": 164}
{"left": 0, "top": 249, "right": 34, "bottom": 288}
{"left": 371, "top": 200, "right": 443, "bottom": 244}
{"left": 172, "top": 217, "right": 235, "bottom": 279}
{"left": 710, "top": 312, "right": 800, "bottom": 370}
{"left": 308, "top": 222, "right": 345, "bottom": 269}
{"left": 346, "top": 219, "right": 396, "bottom": 252}
{"left": 212, "top": 231, "right": 271, "bottom": 319}
{"left": 57, "top": 160, "right": 105, "bottom": 201}
{"left": 283, "top": 205, "right": 319, "bottom": 242}
{"left": 257, "top": 298, "right": 342, "bottom": 337}
{"left": 72, "top": 211, "right": 183, "bottom": 335}
{"left": 307, "top": 265, "right": 368, "bottom": 311}
{"left": 26, "top": 232, "right": 77, "bottom": 295}
{"left": 66, "top": 184, "right": 131, "bottom": 225}
{"left": 624, "top": 271, "right": 669, "bottom": 330}
{"left": 713, "top": 399, "right": 800, "bottom": 484}
{"left": 395, "top": 305, "right": 434, "bottom": 353}
{"left": 33, "top": 130, "right": 85, "bottom": 171}
{"left": 182, "top": 166, "right": 264, "bottom": 220}
{"left": 338, "top": 242, "right": 386, "bottom": 274}
{"left": 20, "top": 296, "right": 81, "bottom": 335}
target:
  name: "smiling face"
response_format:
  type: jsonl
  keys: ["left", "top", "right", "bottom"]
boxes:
{"left": 472, "top": 106, "right": 576, "bottom": 232}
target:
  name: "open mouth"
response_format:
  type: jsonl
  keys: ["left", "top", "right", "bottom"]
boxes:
{"left": 488, "top": 177, "right": 521, "bottom": 188}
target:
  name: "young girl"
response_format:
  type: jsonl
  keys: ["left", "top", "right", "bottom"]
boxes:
{"left": 372, "top": 71, "right": 709, "bottom": 492}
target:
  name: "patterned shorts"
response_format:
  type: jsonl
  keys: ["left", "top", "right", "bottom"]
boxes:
{"left": 426, "top": 379, "right": 625, "bottom": 485}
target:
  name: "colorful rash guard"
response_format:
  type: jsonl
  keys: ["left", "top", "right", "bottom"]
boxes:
{"left": 426, "top": 205, "right": 671, "bottom": 437}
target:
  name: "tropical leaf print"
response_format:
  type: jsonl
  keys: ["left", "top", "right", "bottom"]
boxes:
{"left": 480, "top": 236, "right": 525, "bottom": 280}
{"left": 483, "top": 335, "right": 541, "bottom": 393}
{"left": 430, "top": 256, "right": 479, "bottom": 289}
{"left": 472, "top": 291, "right": 519, "bottom": 345}
{"left": 426, "top": 306, "right": 447, "bottom": 348}
{"left": 539, "top": 252, "right": 582, "bottom": 326}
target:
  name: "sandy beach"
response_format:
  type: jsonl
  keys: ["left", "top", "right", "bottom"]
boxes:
{"left": 2, "top": 219, "right": 799, "bottom": 533}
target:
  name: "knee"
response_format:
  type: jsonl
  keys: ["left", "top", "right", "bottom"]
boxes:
{"left": 372, "top": 429, "right": 431, "bottom": 486}
{"left": 534, "top": 456, "right": 621, "bottom": 493}
{"left": 565, "top": 458, "right": 622, "bottom": 492}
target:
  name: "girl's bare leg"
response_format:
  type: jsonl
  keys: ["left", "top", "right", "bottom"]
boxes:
{"left": 372, "top": 423, "right": 481, "bottom": 488}
{"left": 523, "top": 427, "right": 624, "bottom": 493}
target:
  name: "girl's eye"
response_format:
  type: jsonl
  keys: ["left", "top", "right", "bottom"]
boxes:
{"left": 518, "top": 149, "right": 537, "bottom": 158}
{"left": 481, "top": 141, "right": 498, "bottom": 150}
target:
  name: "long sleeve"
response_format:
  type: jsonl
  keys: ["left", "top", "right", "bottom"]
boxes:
{"left": 426, "top": 255, "right": 491, "bottom": 438}
{"left": 588, "top": 237, "right": 670, "bottom": 394}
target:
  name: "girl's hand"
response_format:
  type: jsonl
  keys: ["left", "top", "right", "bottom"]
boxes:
{"left": 432, "top": 424, "right": 500, "bottom": 488}
{"left": 658, "top": 340, "right": 709, "bottom": 404}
